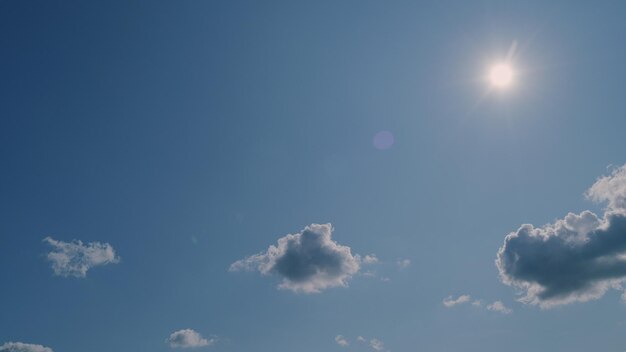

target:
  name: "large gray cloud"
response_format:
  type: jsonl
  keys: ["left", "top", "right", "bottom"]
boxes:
{"left": 44, "top": 237, "right": 120, "bottom": 278}
{"left": 497, "top": 165, "right": 626, "bottom": 307}
{"left": 229, "top": 223, "right": 361, "bottom": 293}
{"left": 0, "top": 342, "right": 53, "bottom": 352}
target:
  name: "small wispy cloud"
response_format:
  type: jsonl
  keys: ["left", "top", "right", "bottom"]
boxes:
{"left": 167, "top": 329, "right": 215, "bottom": 349}
{"left": 338, "top": 335, "right": 388, "bottom": 351}
{"left": 44, "top": 237, "right": 120, "bottom": 278}
{"left": 0, "top": 342, "right": 53, "bottom": 352}
{"left": 362, "top": 254, "right": 379, "bottom": 265}
{"left": 369, "top": 338, "right": 385, "bottom": 351}
{"left": 443, "top": 294, "right": 512, "bottom": 314}
{"left": 335, "top": 335, "right": 349, "bottom": 347}
{"left": 362, "top": 270, "right": 377, "bottom": 278}
{"left": 396, "top": 258, "right": 411, "bottom": 269}
{"left": 443, "top": 294, "right": 471, "bottom": 307}
{"left": 358, "top": 255, "right": 394, "bottom": 283}
{"left": 487, "top": 301, "right": 513, "bottom": 314}
{"left": 354, "top": 336, "right": 388, "bottom": 351}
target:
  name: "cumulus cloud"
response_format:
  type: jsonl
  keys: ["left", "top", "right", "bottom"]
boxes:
{"left": 229, "top": 223, "right": 361, "bottom": 293}
{"left": 335, "top": 335, "right": 349, "bottom": 347}
{"left": 497, "top": 165, "right": 626, "bottom": 308}
{"left": 44, "top": 237, "right": 120, "bottom": 278}
{"left": 486, "top": 301, "right": 512, "bottom": 314}
{"left": 396, "top": 258, "right": 411, "bottom": 269}
{"left": 0, "top": 342, "right": 53, "bottom": 352}
{"left": 167, "top": 329, "right": 214, "bottom": 349}
{"left": 443, "top": 294, "right": 471, "bottom": 307}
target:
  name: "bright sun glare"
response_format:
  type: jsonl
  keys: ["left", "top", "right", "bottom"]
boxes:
{"left": 489, "top": 63, "right": 514, "bottom": 88}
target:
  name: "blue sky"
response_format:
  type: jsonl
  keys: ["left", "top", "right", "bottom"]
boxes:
{"left": 2, "top": 1, "right": 626, "bottom": 351}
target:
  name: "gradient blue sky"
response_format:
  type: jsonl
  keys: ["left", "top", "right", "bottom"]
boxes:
{"left": 2, "top": 1, "right": 626, "bottom": 351}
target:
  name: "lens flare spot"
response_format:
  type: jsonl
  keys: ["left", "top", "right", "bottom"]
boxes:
{"left": 373, "top": 131, "right": 394, "bottom": 150}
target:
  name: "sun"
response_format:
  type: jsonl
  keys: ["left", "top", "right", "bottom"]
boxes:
{"left": 489, "top": 63, "right": 514, "bottom": 88}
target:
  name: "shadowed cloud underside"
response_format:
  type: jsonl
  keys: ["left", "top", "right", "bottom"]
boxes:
{"left": 497, "top": 165, "right": 626, "bottom": 307}
{"left": 230, "top": 223, "right": 361, "bottom": 293}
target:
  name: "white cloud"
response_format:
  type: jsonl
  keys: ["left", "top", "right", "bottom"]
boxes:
{"left": 230, "top": 223, "right": 361, "bottom": 293}
{"left": 0, "top": 342, "right": 53, "bottom": 352}
{"left": 44, "top": 237, "right": 120, "bottom": 278}
{"left": 335, "top": 335, "right": 349, "bottom": 347}
{"left": 354, "top": 336, "right": 387, "bottom": 351}
{"left": 443, "top": 294, "right": 513, "bottom": 314}
{"left": 369, "top": 338, "right": 385, "bottom": 351}
{"left": 586, "top": 165, "right": 626, "bottom": 210}
{"left": 497, "top": 165, "right": 626, "bottom": 308}
{"left": 396, "top": 258, "right": 410, "bottom": 269}
{"left": 487, "top": 301, "right": 512, "bottom": 314}
{"left": 443, "top": 294, "right": 471, "bottom": 307}
{"left": 167, "top": 329, "right": 214, "bottom": 349}
{"left": 362, "top": 254, "right": 379, "bottom": 264}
